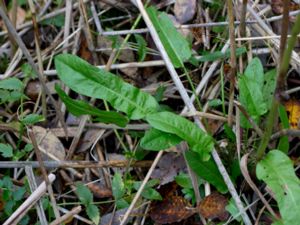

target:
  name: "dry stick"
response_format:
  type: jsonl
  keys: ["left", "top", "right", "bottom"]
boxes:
{"left": 28, "top": 0, "right": 47, "bottom": 120}
{"left": 0, "top": 160, "right": 153, "bottom": 168}
{"left": 240, "top": 0, "right": 248, "bottom": 37}
{"left": 227, "top": 0, "right": 237, "bottom": 127}
{"left": 3, "top": 174, "right": 56, "bottom": 225}
{"left": 25, "top": 166, "right": 48, "bottom": 225}
{"left": 270, "top": 129, "right": 300, "bottom": 140}
{"left": 246, "top": 4, "right": 300, "bottom": 69}
{"left": 120, "top": 151, "right": 163, "bottom": 225}
{"left": 49, "top": 206, "right": 82, "bottom": 225}
{"left": 240, "top": 154, "right": 278, "bottom": 218}
{"left": 129, "top": 1, "right": 252, "bottom": 225}
{"left": 0, "top": 7, "right": 68, "bottom": 136}
{"left": 28, "top": 130, "right": 61, "bottom": 220}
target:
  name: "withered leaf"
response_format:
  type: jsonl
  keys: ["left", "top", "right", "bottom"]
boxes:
{"left": 150, "top": 195, "right": 194, "bottom": 224}
{"left": 198, "top": 192, "right": 229, "bottom": 221}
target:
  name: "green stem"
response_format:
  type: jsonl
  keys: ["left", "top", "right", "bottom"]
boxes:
{"left": 256, "top": 12, "right": 300, "bottom": 160}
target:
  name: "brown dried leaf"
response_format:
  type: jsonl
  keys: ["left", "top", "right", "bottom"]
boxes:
{"left": 87, "top": 183, "right": 112, "bottom": 198}
{"left": 151, "top": 153, "right": 186, "bottom": 185}
{"left": 32, "top": 126, "right": 66, "bottom": 160}
{"left": 198, "top": 192, "right": 229, "bottom": 221}
{"left": 150, "top": 194, "right": 194, "bottom": 224}
{"left": 174, "top": 0, "right": 197, "bottom": 24}
{"left": 9, "top": 7, "right": 26, "bottom": 27}
{"left": 271, "top": 0, "right": 300, "bottom": 14}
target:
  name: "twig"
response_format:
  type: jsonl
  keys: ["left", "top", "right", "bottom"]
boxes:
{"left": 28, "top": 129, "right": 61, "bottom": 220}
{"left": 270, "top": 129, "right": 300, "bottom": 140}
{"left": 120, "top": 151, "right": 163, "bottom": 225}
{"left": 3, "top": 174, "right": 56, "bottom": 225}
{"left": 227, "top": 0, "right": 237, "bottom": 126}
{"left": 0, "top": 160, "right": 153, "bottom": 168}
{"left": 49, "top": 206, "right": 82, "bottom": 225}
{"left": 240, "top": 0, "right": 248, "bottom": 37}
{"left": 25, "top": 166, "right": 48, "bottom": 225}
{"left": 0, "top": 6, "right": 68, "bottom": 136}
{"left": 134, "top": 1, "right": 252, "bottom": 225}
{"left": 240, "top": 154, "right": 278, "bottom": 218}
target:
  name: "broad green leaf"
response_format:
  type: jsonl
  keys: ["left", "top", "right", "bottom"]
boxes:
{"left": 244, "top": 57, "right": 264, "bottom": 87}
{"left": 140, "top": 128, "right": 182, "bottom": 151}
{"left": 134, "top": 34, "right": 147, "bottom": 62}
{"left": 146, "top": 111, "right": 214, "bottom": 161}
{"left": 55, "top": 85, "right": 128, "bottom": 127}
{"left": 55, "top": 54, "right": 159, "bottom": 119}
{"left": 20, "top": 114, "right": 45, "bottom": 125}
{"left": 75, "top": 183, "right": 93, "bottom": 206}
{"left": 86, "top": 204, "right": 100, "bottom": 225}
{"left": 185, "top": 151, "right": 228, "bottom": 193}
{"left": 147, "top": 6, "right": 191, "bottom": 68}
{"left": 256, "top": 150, "right": 300, "bottom": 225}
{"left": 263, "top": 69, "right": 277, "bottom": 110}
{"left": 239, "top": 58, "right": 267, "bottom": 128}
{"left": 239, "top": 76, "right": 267, "bottom": 127}
{"left": 112, "top": 173, "right": 125, "bottom": 200}
{"left": 0, "top": 78, "right": 23, "bottom": 90}
{"left": 0, "top": 143, "right": 13, "bottom": 158}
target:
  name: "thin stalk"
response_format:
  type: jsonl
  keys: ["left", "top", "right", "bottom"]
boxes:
{"left": 257, "top": 4, "right": 300, "bottom": 160}
{"left": 227, "top": 0, "right": 237, "bottom": 126}
{"left": 240, "top": 0, "right": 247, "bottom": 37}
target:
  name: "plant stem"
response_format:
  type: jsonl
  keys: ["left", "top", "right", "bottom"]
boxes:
{"left": 227, "top": 0, "right": 237, "bottom": 126}
{"left": 257, "top": 5, "right": 300, "bottom": 160}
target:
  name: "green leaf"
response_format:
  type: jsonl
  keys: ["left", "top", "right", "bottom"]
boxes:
{"left": 133, "top": 180, "right": 162, "bottom": 200}
{"left": 13, "top": 186, "right": 26, "bottom": 201}
{"left": 55, "top": 85, "right": 128, "bottom": 127}
{"left": 146, "top": 111, "right": 214, "bottom": 161}
{"left": 185, "top": 151, "right": 228, "bottom": 193}
{"left": 175, "top": 173, "right": 193, "bottom": 189}
{"left": 244, "top": 57, "right": 264, "bottom": 87}
{"left": 256, "top": 150, "right": 300, "bottom": 225}
{"left": 0, "top": 143, "right": 13, "bottom": 158}
{"left": 86, "top": 204, "right": 100, "bottom": 225}
{"left": 140, "top": 128, "right": 182, "bottom": 151}
{"left": 75, "top": 182, "right": 93, "bottom": 206}
{"left": 225, "top": 198, "right": 242, "bottom": 222}
{"left": 116, "top": 198, "right": 129, "bottom": 209}
{"left": 134, "top": 34, "right": 147, "bottom": 62}
{"left": 41, "top": 14, "right": 65, "bottom": 27}
{"left": 20, "top": 114, "right": 45, "bottom": 125}
{"left": 146, "top": 6, "right": 191, "bottom": 68}
{"left": 263, "top": 69, "right": 277, "bottom": 110}
{"left": 141, "top": 188, "right": 162, "bottom": 200}
{"left": 198, "top": 47, "right": 246, "bottom": 62}
{"left": 239, "top": 76, "right": 267, "bottom": 127}
{"left": 239, "top": 58, "right": 267, "bottom": 128}
{"left": 112, "top": 173, "right": 125, "bottom": 200}
{"left": 0, "top": 78, "right": 23, "bottom": 90}
{"left": 55, "top": 54, "right": 159, "bottom": 119}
